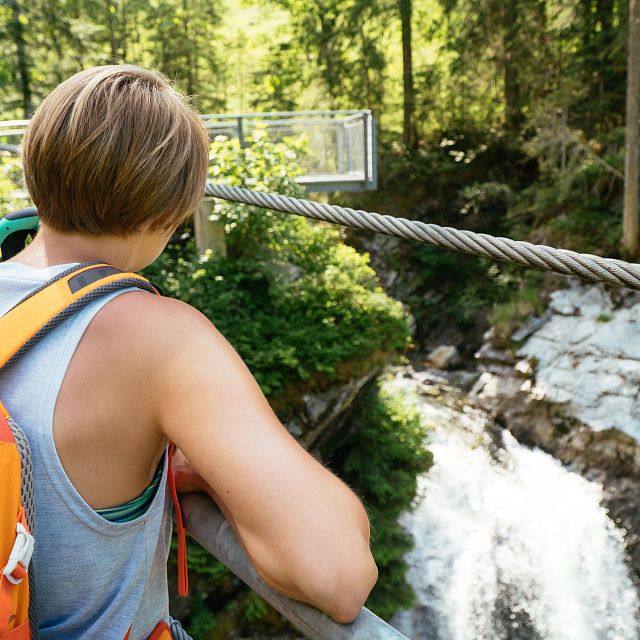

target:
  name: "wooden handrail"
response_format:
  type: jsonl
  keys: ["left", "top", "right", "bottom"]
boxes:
{"left": 181, "top": 493, "right": 411, "bottom": 640}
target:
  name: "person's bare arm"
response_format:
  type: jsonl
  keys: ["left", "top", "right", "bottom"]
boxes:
{"left": 150, "top": 297, "right": 378, "bottom": 623}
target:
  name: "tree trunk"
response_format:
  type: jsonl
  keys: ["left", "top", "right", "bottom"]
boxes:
{"left": 41, "top": 2, "right": 65, "bottom": 82}
{"left": 400, "top": 0, "right": 417, "bottom": 149}
{"left": 122, "top": 0, "right": 128, "bottom": 61}
{"left": 106, "top": 0, "right": 119, "bottom": 63}
{"left": 503, "top": 0, "right": 522, "bottom": 131}
{"left": 9, "top": 0, "right": 32, "bottom": 118}
{"left": 182, "top": 0, "right": 194, "bottom": 96}
{"left": 624, "top": 0, "right": 640, "bottom": 255}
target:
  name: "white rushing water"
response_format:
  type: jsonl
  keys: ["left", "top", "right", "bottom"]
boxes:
{"left": 386, "top": 369, "right": 640, "bottom": 640}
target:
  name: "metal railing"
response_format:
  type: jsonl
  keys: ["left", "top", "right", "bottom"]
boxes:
{"left": 0, "top": 110, "right": 378, "bottom": 193}
{"left": 182, "top": 493, "right": 409, "bottom": 640}
{"left": 0, "top": 120, "right": 24, "bottom": 156}
{"left": 202, "top": 110, "right": 377, "bottom": 192}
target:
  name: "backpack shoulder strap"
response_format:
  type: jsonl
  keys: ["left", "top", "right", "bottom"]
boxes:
{"left": 0, "top": 262, "right": 158, "bottom": 371}
{"left": 0, "top": 261, "right": 191, "bottom": 614}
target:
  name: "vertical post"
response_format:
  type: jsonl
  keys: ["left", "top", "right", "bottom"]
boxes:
{"left": 337, "top": 124, "right": 344, "bottom": 175}
{"left": 194, "top": 198, "right": 227, "bottom": 257}
{"left": 345, "top": 122, "right": 352, "bottom": 174}
{"left": 370, "top": 115, "right": 378, "bottom": 191}
{"left": 624, "top": 0, "right": 640, "bottom": 256}
{"left": 362, "top": 112, "right": 369, "bottom": 186}
{"left": 237, "top": 116, "right": 247, "bottom": 149}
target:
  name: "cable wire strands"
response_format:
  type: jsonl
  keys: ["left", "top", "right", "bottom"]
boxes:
{"left": 205, "top": 183, "right": 640, "bottom": 291}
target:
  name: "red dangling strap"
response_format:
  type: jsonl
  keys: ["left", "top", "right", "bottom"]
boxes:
{"left": 166, "top": 443, "right": 188, "bottom": 596}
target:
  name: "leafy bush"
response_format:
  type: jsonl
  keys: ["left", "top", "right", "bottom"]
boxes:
{"left": 0, "top": 156, "right": 31, "bottom": 215}
{"left": 457, "top": 181, "right": 513, "bottom": 234}
{"left": 511, "top": 123, "right": 624, "bottom": 257}
{"left": 401, "top": 245, "right": 516, "bottom": 356}
{"left": 536, "top": 202, "right": 621, "bottom": 256}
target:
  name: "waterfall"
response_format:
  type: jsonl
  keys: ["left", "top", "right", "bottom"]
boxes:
{"left": 387, "top": 369, "right": 640, "bottom": 640}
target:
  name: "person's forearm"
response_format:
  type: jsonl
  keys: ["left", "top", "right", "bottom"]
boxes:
{"left": 199, "top": 480, "right": 377, "bottom": 623}
{"left": 255, "top": 545, "right": 378, "bottom": 624}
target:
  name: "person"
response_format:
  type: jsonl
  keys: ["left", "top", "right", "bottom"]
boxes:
{"left": 0, "top": 64, "right": 378, "bottom": 639}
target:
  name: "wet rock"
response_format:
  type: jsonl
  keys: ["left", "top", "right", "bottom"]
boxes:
{"left": 384, "top": 268, "right": 399, "bottom": 290}
{"left": 511, "top": 312, "right": 550, "bottom": 342}
{"left": 297, "top": 367, "right": 382, "bottom": 450}
{"left": 474, "top": 343, "right": 516, "bottom": 366}
{"left": 417, "top": 383, "right": 442, "bottom": 397}
{"left": 514, "top": 359, "right": 535, "bottom": 378}
{"left": 409, "top": 367, "right": 448, "bottom": 386}
{"left": 425, "top": 345, "right": 460, "bottom": 370}
{"left": 470, "top": 370, "right": 529, "bottom": 407}
{"left": 471, "top": 371, "right": 640, "bottom": 579}
{"left": 548, "top": 285, "right": 613, "bottom": 317}
{"left": 447, "top": 369, "right": 482, "bottom": 392}
{"left": 404, "top": 304, "right": 417, "bottom": 338}
{"left": 517, "top": 282, "right": 640, "bottom": 438}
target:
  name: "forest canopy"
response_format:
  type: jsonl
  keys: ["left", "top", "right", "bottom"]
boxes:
{"left": 0, "top": 0, "right": 628, "bottom": 139}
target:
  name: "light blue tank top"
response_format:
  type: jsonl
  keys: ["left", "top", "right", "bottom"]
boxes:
{"left": 0, "top": 261, "right": 173, "bottom": 640}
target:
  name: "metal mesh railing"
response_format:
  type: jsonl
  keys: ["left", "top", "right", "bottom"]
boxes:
{"left": 202, "top": 110, "right": 376, "bottom": 191}
{"left": 0, "top": 111, "right": 377, "bottom": 192}
{"left": 0, "top": 120, "right": 25, "bottom": 156}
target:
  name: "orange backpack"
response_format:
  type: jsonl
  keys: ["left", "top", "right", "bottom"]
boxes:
{"left": 0, "top": 263, "right": 189, "bottom": 640}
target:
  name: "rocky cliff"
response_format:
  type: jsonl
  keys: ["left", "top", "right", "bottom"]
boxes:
{"left": 470, "top": 280, "right": 640, "bottom": 579}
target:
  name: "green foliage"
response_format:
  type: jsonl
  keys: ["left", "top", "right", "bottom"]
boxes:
{"left": 457, "top": 181, "right": 512, "bottom": 233}
{"left": 207, "top": 131, "right": 308, "bottom": 249}
{"left": 243, "top": 592, "right": 269, "bottom": 623}
{"left": 0, "top": 157, "right": 30, "bottom": 215}
{"left": 147, "top": 136, "right": 412, "bottom": 399}
{"left": 251, "top": 41, "right": 303, "bottom": 112}
{"left": 266, "top": 0, "right": 387, "bottom": 110}
{"left": 0, "top": 0, "right": 227, "bottom": 118}
{"left": 2, "top": 0, "right": 632, "bottom": 631}
{"left": 145, "top": 0, "right": 223, "bottom": 102}
{"left": 511, "top": 124, "right": 624, "bottom": 257}
{"left": 322, "top": 378, "right": 433, "bottom": 619}
{"left": 155, "top": 245, "right": 411, "bottom": 398}
{"left": 489, "top": 268, "right": 546, "bottom": 346}
{"left": 402, "top": 246, "right": 515, "bottom": 351}
{"left": 540, "top": 202, "right": 622, "bottom": 256}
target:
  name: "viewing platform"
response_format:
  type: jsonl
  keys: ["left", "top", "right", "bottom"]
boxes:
{"left": 0, "top": 109, "right": 378, "bottom": 193}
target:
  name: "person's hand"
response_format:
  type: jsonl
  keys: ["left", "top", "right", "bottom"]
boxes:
{"left": 171, "top": 448, "right": 210, "bottom": 494}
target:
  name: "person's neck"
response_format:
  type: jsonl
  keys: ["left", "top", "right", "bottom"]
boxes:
{"left": 10, "top": 225, "right": 146, "bottom": 272}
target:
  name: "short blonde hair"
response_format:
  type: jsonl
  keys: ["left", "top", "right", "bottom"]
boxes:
{"left": 22, "top": 64, "right": 209, "bottom": 235}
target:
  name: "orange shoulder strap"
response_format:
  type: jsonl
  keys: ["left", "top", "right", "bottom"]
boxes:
{"left": 0, "top": 263, "right": 158, "bottom": 370}
{"left": 124, "top": 620, "right": 172, "bottom": 640}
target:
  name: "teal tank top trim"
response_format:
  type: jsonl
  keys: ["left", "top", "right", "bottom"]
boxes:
{"left": 96, "top": 459, "right": 165, "bottom": 523}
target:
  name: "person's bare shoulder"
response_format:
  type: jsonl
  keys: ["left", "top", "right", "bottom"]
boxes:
{"left": 78, "top": 290, "right": 218, "bottom": 427}
{"left": 86, "top": 289, "right": 212, "bottom": 371}
{"left": 96, "top": 289, "right": 377, "bottom": 622}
